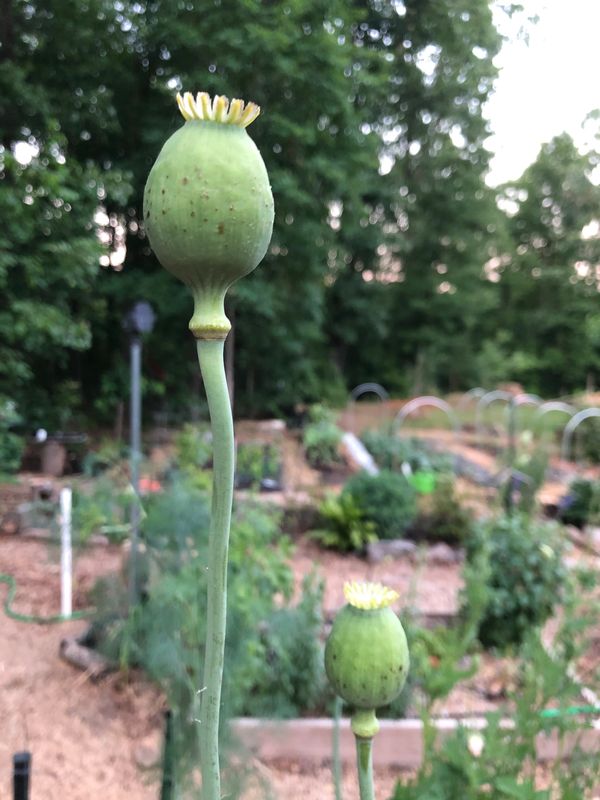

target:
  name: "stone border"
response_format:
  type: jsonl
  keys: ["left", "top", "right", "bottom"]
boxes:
{"left": 232, "top": 716, "right": 600, "bottom": 768}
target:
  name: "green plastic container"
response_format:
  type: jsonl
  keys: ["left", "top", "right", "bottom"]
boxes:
{"left": 408, "top": 471, "right": 436, "bottom": 494}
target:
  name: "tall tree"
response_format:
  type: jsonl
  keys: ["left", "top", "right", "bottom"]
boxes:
{"left": 327, "top": 0, "right": 509, "bottom": 392}
{"left": 2, "top": 0, "right": 387, "bottom": 418}
{"left": 6, "top": 0, "right": 565, "bottom": 426}
{"left": 492, "top": 133, "right": 600, "bottom": 394}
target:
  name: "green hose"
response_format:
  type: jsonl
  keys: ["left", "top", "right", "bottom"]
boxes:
{"left": 540, "top": 705, "right": 600, "bottom": 718}
{"left": 0, "top": 573, "right": 94, "bottom": 624}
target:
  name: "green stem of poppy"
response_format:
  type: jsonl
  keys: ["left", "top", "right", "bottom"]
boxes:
{"left": 196, "top": 337, "right": 235, "bottom": 800}
{"left": 355, "top": 735, "right": 375, "bottom": 800}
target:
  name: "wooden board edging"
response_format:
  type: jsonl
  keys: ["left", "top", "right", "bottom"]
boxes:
{"left": 231, "top": 716, "right": 600, "bottom": 768}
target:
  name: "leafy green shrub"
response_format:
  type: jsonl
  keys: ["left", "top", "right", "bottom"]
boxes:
{"left": 232, "top": 573, "right": 326, "bottom": 718}
{"left": 81, "top": 438, "right": 127, "bottom": 477}
{"left": 310, "top": 492, "right": 377, "bottom": 552}
{"left": 235, "top": 442, "right": 281, "bottom": 489}
{"left": 0, "top": 398, "right": 24, "bottom": 475}
{"left": 236, "top": 442, "right": 264, "bottom": 488}
{"left": 72, "top": 476, "right": 133, "bottom": 542}
{"left": 137, "top": 478, "right": 212, "bottom": 563}
{"left": 94, "top": 481, "right": 325, "bottom": 779}
{"left": 173, "top": 423, "right": 212, "bottom": 472}
{"left": 342, "top": 470, "right": 417, "bottom": 539}
{"left": 264, "top": 445, "right": 281, "bottom": 477}
{"left": 408, "top": 474, "right": 473, "bottom": 545}
{"left": 468, "top": 514, "right": 567, "bottom": 650}
{"left": 558, "top": 478, "right": 600, "bottom": 528}
{"left": 392, "top": 569, "right": 600, "bottom": 800}
{"left": 302, "top": 404, "right": 343, "bottom": 468}
{"left": 580, "top": 415, "right": 600, "bottom": 464}
{"left": 361, "top": 429, "right": 451, "bottom": 474}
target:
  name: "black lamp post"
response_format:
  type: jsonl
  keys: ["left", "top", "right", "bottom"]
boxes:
{"left": 123, "top": 301, "right": 155, "bottom": 605}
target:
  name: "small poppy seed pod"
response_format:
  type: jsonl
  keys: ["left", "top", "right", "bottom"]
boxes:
{"left": 325, "top": 581, "right": 409, "bottom": 735}
{"left": 143, "top": 92, "right": 275, "bottom": 339}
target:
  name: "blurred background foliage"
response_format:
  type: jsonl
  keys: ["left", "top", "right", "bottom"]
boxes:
{"left": 1, "top": 0, "right": 600, "bottom": 429}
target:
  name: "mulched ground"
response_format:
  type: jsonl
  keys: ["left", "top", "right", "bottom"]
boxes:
{"left": 0, "top": 536, "right": 163, "bottom": 800}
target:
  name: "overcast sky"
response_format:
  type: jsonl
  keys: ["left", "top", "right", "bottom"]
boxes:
{"left": 485, "top": 0, "right": 600, "bottom": 186}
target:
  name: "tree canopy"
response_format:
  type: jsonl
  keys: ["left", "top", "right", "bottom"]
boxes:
{"left": 1, "top": 0, "right": 599, "bottom": 430}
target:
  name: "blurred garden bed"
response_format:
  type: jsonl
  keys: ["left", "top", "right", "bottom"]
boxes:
{"left": 3, "top": 407, "right": 600, "bottom": 797}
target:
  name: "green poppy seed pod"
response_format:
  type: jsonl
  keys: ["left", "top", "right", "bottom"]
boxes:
{"left": 325, "top": 581, "right": 409, "bottom": 737}
{"left": 143, "top": 92, "right": 274, "bottom": 339}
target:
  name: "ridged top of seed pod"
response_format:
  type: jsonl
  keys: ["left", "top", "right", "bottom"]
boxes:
{"left": 176, "top": 91, "right": 261, "bottom": 127}
{"left": 344, "top": 581, "right": 399, "bottom": 610}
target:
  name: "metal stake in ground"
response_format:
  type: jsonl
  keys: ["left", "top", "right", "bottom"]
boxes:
{"left": 123, "top": 301, "right": 155, "bottom": 607}
{"left": 13, "top": 752, "right": 31, "bottom": 800}
{"left": 59, "top": 487, "right": 72, "bottom": 619}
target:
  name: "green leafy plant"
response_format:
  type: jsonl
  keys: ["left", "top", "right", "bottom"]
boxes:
{"left": 407, "top": 474, "right": 473, "bottom": 545}
{"left": 558, "top": 478, "right": 600, "bottom": 528}
{"left": 71, "top": 476, "right": 133, "bottom": 543}
{"left": 235, "top": 442, "right": 264, "bottom": 489}
{"left": 302, "top": 404, "right": 343, "bottom": 469}
{"left": 173, "top": 423, "right": 212, "bottom": 473}
{"left": 467, "top": 514, "right": 567, "bottom": 650}
{"left": 0, "top": 398, "right": 24, "bottom": 476}
{"left": 390, "top": 568, "right": 600, "bottom": 800}
{"left": 263, "top": 444, "right": 281, "bottom": 482}
{"left": 81, "top": 437, "right": 127, "bottom": 477}
{"left": 234, "top": 573, "right": 326, "bottom": 718}
{"left": 235, "top": 443, "right": 282, "bottom": 490}
{"left": 342, "top": 470, "right": 417, "bottom": 540}
{"left": 361, "top": 430, "right": 451, "bottom": 474}
{"left": 310, "top": 492, "right": 377, "bottom": 553}
{"left": 410, "top": 554, "right": 488, "bottom": 709}
{"left": 579, "top": 416, "right": 600, "bottom": 464}
{"left": 94, "top": 482, "right": 326, "bottom": 787}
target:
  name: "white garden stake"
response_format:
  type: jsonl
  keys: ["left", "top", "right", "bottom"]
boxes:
{"left": 60, "top": 487, "right": 73, "bottom": 619}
